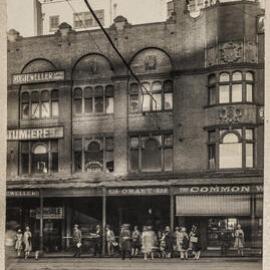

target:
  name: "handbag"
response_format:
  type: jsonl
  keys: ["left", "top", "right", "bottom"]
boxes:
{"left": 77, "top": 242, "right": 82, "bottom": 248}
{"left": 190, "top": 236, "right": 198, "bottom": 243}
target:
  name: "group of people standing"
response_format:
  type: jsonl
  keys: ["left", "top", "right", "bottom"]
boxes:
{"left": 14, "top": 226, "right": 39, "bottom": 260}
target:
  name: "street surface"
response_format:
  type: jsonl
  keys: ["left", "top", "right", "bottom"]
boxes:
{"left": 6, "top": 257, "right": 262, "bottom": 270}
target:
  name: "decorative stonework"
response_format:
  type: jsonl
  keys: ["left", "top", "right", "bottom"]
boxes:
{"left": 245, "top": 42, "right": 258, "bottom": 63}
{"left": 206, "top": 46, "right": 218, "bottom": 66}
{"left": 145, "top": 55, "right": 157, "bottom": 71}
{"left": 220, "top": 42, "right": 243, "bottom": 64}
{"left": 219, "top": 106, "right": 242, "bottom": 125}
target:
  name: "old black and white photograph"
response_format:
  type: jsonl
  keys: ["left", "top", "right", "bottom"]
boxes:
{"left": 2, "top": 0, "right": 268, "bottom": 269}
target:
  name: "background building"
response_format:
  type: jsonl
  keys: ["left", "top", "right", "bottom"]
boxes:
{"left": 6, "top": 0, "right": 264, "bottom": 255}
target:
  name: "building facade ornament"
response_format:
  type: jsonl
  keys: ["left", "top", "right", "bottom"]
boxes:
{"left": 218, "top": 106, "right": 242, "bottom": 125}
{"left": 220, "top": 41, "right": 242, "bottom": 64}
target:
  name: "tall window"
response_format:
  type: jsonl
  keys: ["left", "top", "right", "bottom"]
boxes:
{"left": 20, "top": 140, "right": 58, "bottom": 175}
{"left": 21, "top": 89, "right": 59, "bottom": 119}
{"left": 207, "top": 128, "right": 255, "bottom": 169}
{"left": 129, "top": 80, "right": 173, "bottom": 113}
{"left": 73, "top": 136, "right": 114, "bottom": 173}
{"left": 73, "top": 85, "right": 114, "bottom": 115}
{"left": 49, "top": 15, "right": 59, "bottom": 32}
{"left": 129, "top": 133, "right": 173, "bottom": 172}
{"left": 208, "top": 71, "right": 254, "bottom": 105}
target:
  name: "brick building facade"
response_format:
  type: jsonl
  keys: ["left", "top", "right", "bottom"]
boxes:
{"left": 6, "top": 0, "right": 264, "bottom": 254}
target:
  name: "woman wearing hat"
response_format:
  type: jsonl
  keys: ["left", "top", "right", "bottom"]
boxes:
{"left": 179, "top": 227, "right": 189, "bottom": 260}
{"left": 14, "top": 229, "right": 23, "bottom": 257}
{"left": 189, "top": 225, "right": 201, "bottom": 260}
{"left": 72, "top": 224, "right": 82, "bottom": 258}
{"left": 23, "top": 226, "right": 32, "bottom": 259}
{"left": 234, "top": 224, "right": 245, "bottom": 256}
{"left": 119, "top": 224, "right": 132, "bottom": 260}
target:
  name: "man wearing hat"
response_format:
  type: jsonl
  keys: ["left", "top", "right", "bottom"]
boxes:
{"left": 72, "top": 224, "right": 82, "bottom": 257}
{"left": 119, "top": 224, "right": 132, "bottom": 260}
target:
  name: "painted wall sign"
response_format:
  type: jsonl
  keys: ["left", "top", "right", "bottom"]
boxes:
{"left": 7, "top": 127, "right": 64, "bottom": 141}
{"left": 30, "top": 207, "right": 64, "bottom": 219}
{"left": 6, "top": 190, "right": 39, "bottom": 197}
{"left": 173, "top": 184, "right": 263, "bottom": 195}
{"left": 12, "top": 71, "right": 65, "bottom": 85}
{"left": 107, "top": 187, "right": 169, "bottom": 196}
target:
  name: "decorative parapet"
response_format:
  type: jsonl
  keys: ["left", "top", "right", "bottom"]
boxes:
{"left": 206, "top": 40, "right": 258, "bottom": 66}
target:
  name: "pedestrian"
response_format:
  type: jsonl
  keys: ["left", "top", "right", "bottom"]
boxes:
{"left": 131, "top": 225, "right": 141, "bottom": 257}
{"left": 119, "top": 224, "right": 132, "bottom": 260}
{"left": 23, "top": 226, "right": 32, "bottom": 259}
{"left": 164, "top": 226, "right": 174, "bottom": 258}
{"left": 219, "top": 227, "right": 232, "bottom": 256}
{"left": 72, "top": 224, "right": 82, "bottom": 257}
{"left": 189, "top": 225, "right": 201, "bottom": 260}
{"left": 93, "top": 224, "right": 102, "bottom": 257}
{"left": 106, "top": 225, "right": 116, "bottom": 256}
{"left": 14, "top": 229, "right": 23, "bottom": 257}
{"left": 159, "top": 231, "right": 167, "bottom": 258}
{"left": 174, "top": 227, "right": 181, "bottom": 257}
{"left": 234, "top": 224, "right": 245, "bottom": 256}
{"left": 141, "top": 225, "right": 157, "bottom": 260}
{"left": 179, "top": 227, "right": 189, "bottom": 260}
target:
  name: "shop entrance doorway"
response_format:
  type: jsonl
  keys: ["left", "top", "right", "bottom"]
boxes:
{"left": 107, "top": 196, "right": 170, "bottom": 235}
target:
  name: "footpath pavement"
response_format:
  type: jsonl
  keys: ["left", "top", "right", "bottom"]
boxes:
{"left": 6, "top": 257, "right": 262, "bottom": 270}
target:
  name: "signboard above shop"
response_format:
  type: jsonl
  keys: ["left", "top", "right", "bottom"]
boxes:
{"left": 12, "top": 71, "right": 65, "bottom": 85}
{"left": 7, "top": 190, "right": 39, "bottom": 198}
{"left": 7, "top": 127, "right": 64, "bottom": 141}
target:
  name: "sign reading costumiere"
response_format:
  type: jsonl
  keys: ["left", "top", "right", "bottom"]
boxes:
{"left": 12, "top": 71, "right": 65, "bottom": 85}
{"left": 7, "top": 127, "right": 64, "bottom": 141}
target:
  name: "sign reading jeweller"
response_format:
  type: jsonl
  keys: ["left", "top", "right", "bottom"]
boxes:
{"left": 7, "top": 127, "right": 64, "bottom": 141}
{"left": 12, "top": 71, "right": 65, "bottom": 85}
{"left": 7, "top": 190, "right": 39, "bottom": 197}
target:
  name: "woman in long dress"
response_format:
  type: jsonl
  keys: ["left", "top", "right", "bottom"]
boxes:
{"left": 234, "top": 224, "right": 245, "bottom": 256}
{"left": 23, "top": 226, "right": 32, "bottom": 259}
{"left": 14, "top": 229, "right": 23, "bottom": 257}
{"left": 141, "top": 226, "right": 157, "bottom": 260}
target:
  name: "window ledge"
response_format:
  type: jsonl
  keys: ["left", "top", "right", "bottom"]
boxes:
{"left": 204, "top": 102, "right": 258, "bottom": 109}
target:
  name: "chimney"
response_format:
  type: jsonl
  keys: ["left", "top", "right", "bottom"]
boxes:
{"left": 33, "top": 0, "right": 43, "bottom": 36}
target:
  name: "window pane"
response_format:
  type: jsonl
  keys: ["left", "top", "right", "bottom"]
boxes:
{"left": 85, "top": 141, "right": 103, "bottom": 171}
{"left": 246, "top": 72, "right": 254, "bottom": 81}
{"left": 219, "top": 85, "right": 230, "bottom": 103}
{"left": 31, "top": 146, "right": 48, "bottom": 174}
{"left": 52, "top": 101, "right": 59, "bottom": 117}
{"left": 223, "top": 133, "right": 239, "bottom": 143}
{"left": 164, "top": 148, "right": 173, "bottom": 171}
{"left": 232, "top": 72, "right": 242, "bottom": 81}
{"left": 22, "top": 104, "right": 29, "bottom": 119}
{"left": 22, "top": 92, "right": 29, "bottom": 103}
{"left": 246, "top": 129, "right": 254, "bottom": 140}
{"left": 74, "top": 151, "right": 82, "bottom": 172}
{"left": 219, "top": 73, "right": 230, "bottom": 82}
{"left": 142, "top": 94, "right": 151, "bottom": 112}
{"left": 142, "top": 83, "right": 150, "bottom": 94}
{"left": 209, "top": 86, "right": 216, "bottom": 105}
{"left": 95, "top": 96, "right": 104, "bottom": 113}
{"left": 141, "top": 138, "right": 161, "bottom": 172}
{"left": 152, "top": 82, "right": 162, "bottom": 92}
{"left": 208, "top": 144, "right": 216, "bottom": 169}
{"left": 152, "top": 93, "right": 162, "bottom": 111}
{"left": 21, "top": 153, "right": 29, "bottom": 174}
{"left": 232, "top": 84, "right": 242, "bottom": 102}
{"left": 41, "top": 102, "right": 50, "bottom": 118}
{"left": 246, "top": 143, "right": 254, "bottom": 168}
{"left": 246, "top": 84, "right": 253, "bottom": 102}
{"left": 130, "top": 95, "right": 139, "bottom": 113}
{"left": 31, "top": 103, "right": 40, "bottom": 118}
{"left": 219, "top": 143, "right": 242, "bottom": 168}
{"left": 130, "top": 149, "right": 139, "bottom": 171}
{"left": 85, "top": 98, "right": 93, "bottom": 113}
{"left": 105, "top": 97, "right": 114, "bottom": 114}
{"left": 41, "top": 90, "right": 50, "bottom": 101}
{"left": 74, "top": 99, "right": 82, "bottom": 114}
{"left": 31, "top": 91, "right": 39, "bottom": 102}
{"left": 164, "top": 93, "right": 173, "bottom": 110}
{"left": 163, "top": 80, "right": 173, "bottom": 93}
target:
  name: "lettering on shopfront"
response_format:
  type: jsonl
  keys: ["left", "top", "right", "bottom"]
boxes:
{"left": 7, "top": 190, "right": 39, "bottom": 197}
{"left": 107, "top": 187, "right": 169, "bottom": 196}
{"left": 12, "top": 71, "right": 65, "bottom": 85}
{"left": 7, "top": 127, "right": 64, "bottom": 141}
{"left": 30, "top": 207, "right": 64, "bottom": 219}
{"left": 174, "top": 185, "right": 263, "bottom": 195}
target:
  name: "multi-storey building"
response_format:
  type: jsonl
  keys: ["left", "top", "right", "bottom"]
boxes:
{"left": 6, "top": 0, "right": 264, "bottom": 255}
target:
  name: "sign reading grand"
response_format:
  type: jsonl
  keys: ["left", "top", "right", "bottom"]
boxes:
{"left": 173, "top": 184, "right": 263, "bottom": 195}
{"left": 7, "top": 127, "right": 64, "bottom": 141}
{"left": 12, "top": 71, "right": 65, "bottom": 85}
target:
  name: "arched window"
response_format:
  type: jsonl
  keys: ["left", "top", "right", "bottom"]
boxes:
{"left": 219, "top": 73, "right": 230, "bottom": 104}
{"left": 142, "top": 82, "right": 151, "bottom": 112}
{"left": 246, "top": 71, "right": 254, "bottom": 102}
{"left": 94, "top": 86, "right": 104, "bottom": 113}
{"left": 84, "top": 87, "right": 93, "bottom": 113}
{"left": 105, "top": 85, "right": 114, "bottom": 114}
{"left": 232, "top": 72, "right": 243, "bottom": 102}
{"left": 141, "top": 137, "right": 161, "bottom": 172}
{"left": 73, "top": 87, "right": 82, "bottom": 114}
{"left": 85, "top": 140, "right": 103, "bottom": 172}
{"left": 41, "top": 90, "right": 50, "bottom": 118}
{"left": 129, "top": 83, "right": 139, "bottom": 113}
{"left": 21, "top": 92, "right": 30, "bottom": 119}
{"left": 163, "top": 80, "right": 173, "bottom": 110}
{"left": 31, "top": 143, "right": 48, "bottom": 174}
{"left": 151, "top": 82, "right": 162, "bottom": 111}
{"left": 219, "top": 132, "right": 242, "bottom": 168}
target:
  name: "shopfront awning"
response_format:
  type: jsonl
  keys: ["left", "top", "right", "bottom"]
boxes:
{"left": 176, "top": 194, "right": 251, "bottom": 216}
